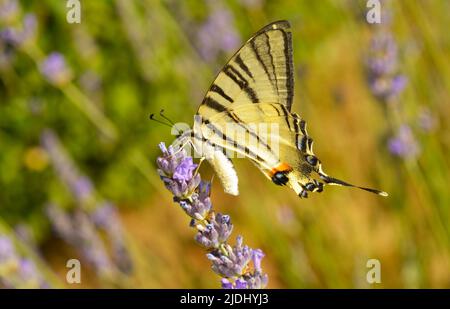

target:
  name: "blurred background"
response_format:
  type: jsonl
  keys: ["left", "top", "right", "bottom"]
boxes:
{"left": 0, "top": 0, "right": 449, "bottom": 288}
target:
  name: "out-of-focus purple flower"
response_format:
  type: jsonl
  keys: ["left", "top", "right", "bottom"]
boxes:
{"left": 196, "top": 3, "right": 240, "bottom": 61}
{"left": 46, "top": 204, "right": 115, "bottom": 278}
{"left": 391, "top": 75, "right": 407, "bottom": 95}
{"left": 417, "top": 107, "right": 437, "bottom": 133}
{"left": 276, "top": 205, "right": 296, "bottom": 227}
{"left": 91, "top": 202, "right": 117, "bottom": 227}
{"left": 366, "top": 31, "right": 407, "bottom": 103}
{"left": 45, "top": 203, "right": 75, "bottom": 240}
{"left": 239, "top": 0, "right": 263, "bottom": 9}
{"left": 367, "top": 32, "right": 397, "bottom": 75}
{"left": 41, "top": 130, "right": 94, "bottom": 204}
{"left": 79, "top": 70, "right": 102, "bottom": 94}
{"left": 0, "top": 13, "right": 36, "bottom": 47}
{"left": 92, "top": 202, "right": 133, "bottom": 274}
{"left": 42, "top": 130, "right": 132, "bottom": 277}
{"left": 39, "top": 52, "right": 72, "bottom": 85}
{"left": 74, "top": 211, "right": 115, "bottom": 277}
{"left": 0, "top": 0, "right": 19, "bottom": 23}
{"left": 388, "top": 125, "right": 420, "bottom": 160}
{"left": 73, "top": 176, "right": 94, "bottom": 202}
{"left": 18, "top": 259, "right": 39, "bottom": 283}
{"left": 0, "top": 236, "right": 16, "bottom": 262}
{"left": 0, "top": 234, "right": 49, "bottom": 288}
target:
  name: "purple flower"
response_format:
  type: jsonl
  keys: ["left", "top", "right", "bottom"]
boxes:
{"left": 251, "top": 249, "right": 264, "bottom": 272}
{"left": 235, "top": 278, "right": 248, "bottom": 289}
{"left": 391, "top": 75, "right": 407, "bottom": 96}
{"left": 156, "top": 142, "right": 267, "bottom": 289}
{"left": 0, "top": 13, "right": 36, "bottom": 47}
{"left": 73, "top": 176, "right": 94, "bottom": 202}
{"left": 207, "top": 236, "right": 253, "bottom": 277}
{"left": 18, "top": 259, "right": 39, "bottom": 282}
{"left": 46, "top": 204, "right": 115, "bottom": 277}
{"left": 366, "top": 31, "right": 407, "bottom": 103}
{"left": 388, "top": 125, "right": 420, "bottom": 160}
{"left": 76, "top": 210, "right": 114, "bottom": 277}
{"left": 417, "top": 108, "right": 437, "bottom": 133}
{"left": 173, "top": 157, "right": 197, "bottom": 181}
{"left": 0, "top": 0, "right": 19, "bottom": 23}
{"left": 0, "top": 236, "right": 16, "bottom": 262}
{"left": 195, "top": 213, "right": 233, "bottom": 248}
{"left": 180, "top": 181, "right": 212, "bottom": 219}
{"left": 157, "top": 142, "right": 201, "bottom": 198}
{"left": 221, "top": 278, "right": 233, "bottom": 289}
{"left": 91, "top": 202, "right": 133, "bottom": 274}
{"left": 39, "top": 52, "right": 72, "bottom": 85}
{"left": 0, "top": 234, "right": 49, "bottom": 288}
{"left": 196, "top": 3, "right": 240, "bottom": 61}
{"left": 244, "top": 271, "right": 269, "bottom": 289}
{"left": 221, "top": 277, "right": 251, "bottom": 289}
{"left": 41, "top": 130, "right": 94, "bottom": 203}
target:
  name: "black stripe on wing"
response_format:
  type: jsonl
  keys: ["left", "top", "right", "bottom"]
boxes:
{"left": 223, "top": 64, "right": 259, "bottom": 102}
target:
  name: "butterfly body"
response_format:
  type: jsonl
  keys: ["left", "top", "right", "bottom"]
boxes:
{"left": 177, "top": 20, "right": 387, "bottom": 198}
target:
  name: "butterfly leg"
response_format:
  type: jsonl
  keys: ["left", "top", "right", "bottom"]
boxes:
{"left": 313, "top": 179, "right": 324, "bottom": 192}
{"left": 298, "top": 186, "right": 309, "bottom": 198}
{"left": 171, "top": 130, "right": 204, "bottom": 159}
{"left": 193, "top": 157, "right": 205, "bottom": 175}
{"left": 170, "top": 133, "right": 191, "bottom": 155}
{"left": 303, "top": 180, "right": 324, "bottom": 195}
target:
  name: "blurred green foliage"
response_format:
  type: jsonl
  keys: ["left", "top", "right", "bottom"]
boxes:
{"left": 0, "top": 0, "right": 449, "bottom": 288}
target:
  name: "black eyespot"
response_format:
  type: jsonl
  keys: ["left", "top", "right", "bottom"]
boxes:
{"left": 272, "top": 171, "right": 289, "bottom": 186}
{"left": 306, "top": 155, "right": 318, "bottom": 166}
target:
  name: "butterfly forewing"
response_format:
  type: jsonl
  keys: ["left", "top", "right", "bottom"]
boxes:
{"left": 197, "top": 20, "right": 294, "bottom": 120}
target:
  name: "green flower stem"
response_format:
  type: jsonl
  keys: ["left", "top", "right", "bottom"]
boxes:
{"left": 60, "top": 83, "right": 119, "bottom": 141}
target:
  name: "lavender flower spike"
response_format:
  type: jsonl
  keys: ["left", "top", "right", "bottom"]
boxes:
{"left": 366, "top": 31, "right": 407, "bottom": 103}
{"left": 157, "top": 142, "right": 200, "bottom": 200}
{"left": 387, "top": 124, "right": 420, "bottom": 160}
{"left": 39, "top": 52, "right": 73, "bottom": 86}
{"left": 156, "top": 142, "right": 268, "bottom": 289}
{"left": 0, "top": 234, "right": 49, "bottom": 288}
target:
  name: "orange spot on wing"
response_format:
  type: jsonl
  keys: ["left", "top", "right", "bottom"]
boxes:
{"left": 269, "top": 162, "right": 293, "bottom": 177}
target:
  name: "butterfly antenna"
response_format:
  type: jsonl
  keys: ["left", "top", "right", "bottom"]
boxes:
{"left": 149, "top": 113, "right": 172, "bottom": 128}
{"left": 159, "top": 109, "right": 175, "bottom": 126}
{"left": 318, "top": 171, "right": 388, "bottom": 197}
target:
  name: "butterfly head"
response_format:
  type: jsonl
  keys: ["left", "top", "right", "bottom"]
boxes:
{"left": 269, "top": 158, "right": 323, "bottom": 198}
{"left": 269, "top": 154, "right": 388, "bottom": 198}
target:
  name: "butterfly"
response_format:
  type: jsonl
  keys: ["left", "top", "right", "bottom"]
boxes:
{"left": 175, "top": 20, "right": 387, "bottom": 199}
